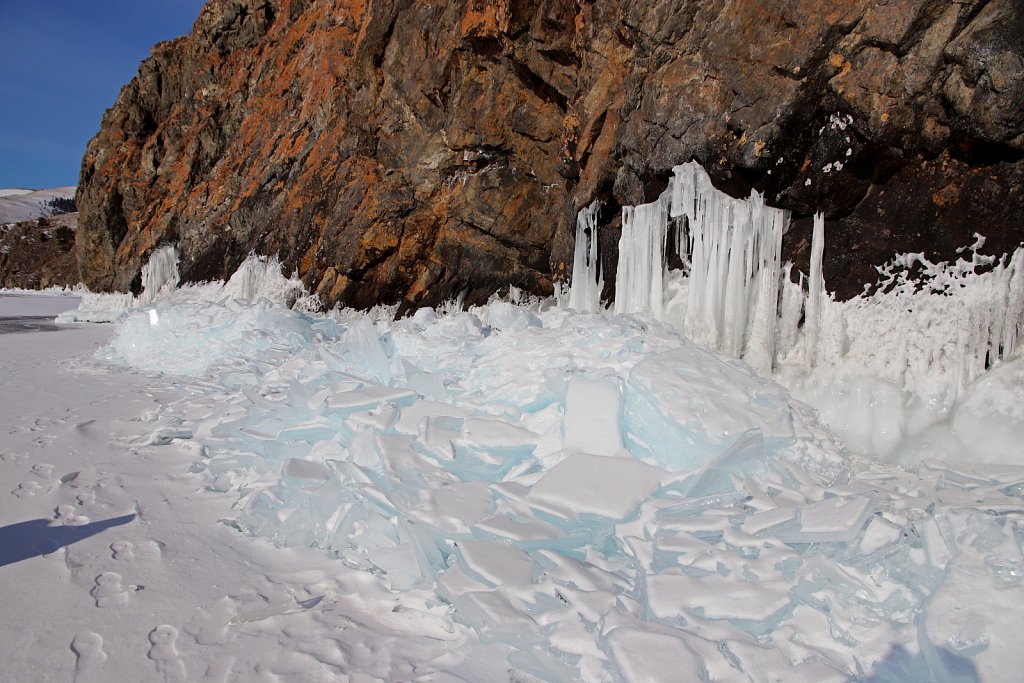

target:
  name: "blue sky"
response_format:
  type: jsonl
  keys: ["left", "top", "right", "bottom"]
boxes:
{"left": 0, "top": 1, "right": 207, "bottom": 189}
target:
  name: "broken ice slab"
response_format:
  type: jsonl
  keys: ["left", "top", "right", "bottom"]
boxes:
{"left": 414, "top": 417, "right": 460, "bottom": 461}
{"left": 459, "top": 416, "right": 538, "bottom": 450}
{"left": 139, "top": 419, "right": 194, "bottom": 445}
{"left": 646, "top": 571, "right": 793, "bottom": 635}
{"left": 921, "top": 461, "right": 1024, "bottom": 489}
{"left": 562, "top": 374, "right": 623, "bottom": 456}
{"left": 281, "top": 458, "right": 331, "bottom": 485}
{"left": 394, "top": 400, "right": 473, "bottom": 435}
{"left": 655, "top": 490, "right": 750, "bottom": 522}
{"left": 404, "top": 481, "right": 495, "bottom": 537}
{"left": 741, "top": 506, "right": 798, "bottom": 535}
{"left": 276, "top": 419, "right": 336, "bottom": 443}
{"left": 345, "top": 403, "right": 399, "bottom": 431}
{"left": 623, "top": 346, "right": 795, "bottom": 470}
{"left": 776, "top": 494, "right": 876, "bottom": 545}
{"left": 437, "top": 562, "right": 542, "bottom": 645}
{"left": 858, "top": 515, "right": 904, "bottom": 556}
{"left": 604, "top": 625, "right": 705, "bottom": 683}
{"left": 403, "top": 359, "right": 447, "bottom": 400}
{"left": 324, "top": 384, "right": 417, "bottom": 414}
{"left": 654, "top": 511, "right": 736, "bottom": 539}
{"left": 374, "top": 434, "right": 455, "bottom": 487}
{"left": 471, "top": 513, "right": 581, "bottom": 552}
{"left": 527, "top": 453, "right": 668, "bottom": 521}
{"left": 454, "top": 540, "right": 536, "bottom": 590}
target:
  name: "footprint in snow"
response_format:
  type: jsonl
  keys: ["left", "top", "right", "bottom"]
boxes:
{"left": 148, "top": 625, "right": 187, "bottom": 682}
{"left": 32, "top": 463, "right": 54, "bottom": 479}
{"left": 90, "top": 572, "right": 141, "bottom": 607}
{"left": 54, "top": 504, "right": 90, "bottom": 526}
{"left": 11, "top": 481, "right": 43, "bottom": 497}
{"left": 201, "top": 656, "right": 235, "bottom": 683}
{"left": 110, "top": 540, "right": 134, "bottom": 561}
{"left": 70, "top": 631, "right": 106, "bottom": 681}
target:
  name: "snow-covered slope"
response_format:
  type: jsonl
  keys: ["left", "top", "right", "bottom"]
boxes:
{"left": 0, "top": 186, "right": 76, "bottom": 223}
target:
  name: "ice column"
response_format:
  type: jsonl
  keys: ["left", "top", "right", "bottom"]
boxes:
{"left": 804, "top": 212, "right": 825, "bottom": 366}
{"left": 139, "top": 245, "right": 181, "bottom": 306}
{"left": 669, "top": 162, "right": 789, "bottom": 370}
{"left": 567, "top": 201, "right": 604, "bottom": 313}
{"left": 614, "top": 194, "right": 669, "bottom": 317}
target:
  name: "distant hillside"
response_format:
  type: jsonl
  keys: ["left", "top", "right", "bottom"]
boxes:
{"left": 0, "top": 211, "right": 80, "bottom": 289}
{"left": 0, "top": 187, "right": 77, "bottom": 224}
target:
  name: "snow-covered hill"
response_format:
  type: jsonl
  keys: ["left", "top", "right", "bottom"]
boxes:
{"left": 0, "top": 187, "right": 76, "bottom": 224}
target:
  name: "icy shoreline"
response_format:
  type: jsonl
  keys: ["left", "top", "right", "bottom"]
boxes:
{"left": 36, "top": 243, "right": 1018, "bottom": 680}
{"left": 10, "top": 161, "right": 1023, "bottom": 679}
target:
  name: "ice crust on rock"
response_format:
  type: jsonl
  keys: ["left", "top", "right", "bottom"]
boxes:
{"left": 87, "top": 210, "right": 1024, "bottom": 681}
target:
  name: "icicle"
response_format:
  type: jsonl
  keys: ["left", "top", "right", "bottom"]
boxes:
{"left": 668, "top": 161, "right": 789, "bottom": 368}
{"left": 804, "top": 212, "right": 826, "bottom": 367}
{"left": 567, "top": 201, "right": 603, "bottom": 313}
{"left": 139, "top": 245, "right": 180, "bottom": 305}
{"left": 776, "top": 265, "right": 803, "bottom": 361}
{"left": 614, "top": 194, "right": 668, "bottom": 316}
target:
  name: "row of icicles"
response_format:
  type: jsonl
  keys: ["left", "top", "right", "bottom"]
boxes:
{"left": 558, "top": 161, "right": 1024, "bottom": 403}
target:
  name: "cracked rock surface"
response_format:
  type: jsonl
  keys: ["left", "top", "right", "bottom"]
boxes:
{"left": 77, "top": 0, "right": 1023, "bottom": 307}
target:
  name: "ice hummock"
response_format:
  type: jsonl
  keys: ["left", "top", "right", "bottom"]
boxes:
{"left": 89, "top": 243, "right": 1024, "bottom": 681}
{"left": 58, "top": 246, "right": 313, "bottom": 323}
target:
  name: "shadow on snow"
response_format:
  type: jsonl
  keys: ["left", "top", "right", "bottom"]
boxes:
{"left": 0, "top": 514, "right": 135, "bottom": 567}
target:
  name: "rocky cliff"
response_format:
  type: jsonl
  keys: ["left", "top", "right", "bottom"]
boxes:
{"left": 77, "top": 0, "right": 1023, "bottom": 308}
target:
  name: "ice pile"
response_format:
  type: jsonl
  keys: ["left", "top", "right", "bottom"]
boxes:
{"left": 58, "top": 246, "right": 312, "bottom": 323}
{"left": 101, "top": 279, "right": 1024, "bottom": 680}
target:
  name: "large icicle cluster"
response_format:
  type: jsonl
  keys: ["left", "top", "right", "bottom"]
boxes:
{"left": 570, "top": 161, "right": 1024, "bottom": 451}
{"left": 670, "top": 162, "right": 789, "bottom": 374}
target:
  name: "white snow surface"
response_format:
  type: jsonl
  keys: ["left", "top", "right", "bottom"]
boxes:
{"left": 6, "top": 242, "right": 1023, "bottom": 681}
{"left": 0, "top": 186, "right": 76, "bottom": 223}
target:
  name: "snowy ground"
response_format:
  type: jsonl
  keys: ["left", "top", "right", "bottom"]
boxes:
{"left": 2, "top": 275, "right": 1023, "bottom": 681}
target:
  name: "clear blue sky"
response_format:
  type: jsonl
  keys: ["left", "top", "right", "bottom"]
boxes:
{"left": 0, "top": 1, "right": 207, "bottom": 189}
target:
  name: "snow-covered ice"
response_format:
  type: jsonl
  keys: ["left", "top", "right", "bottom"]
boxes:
{"left": 3, "top": 196, "right": 1024, "bottom": 680}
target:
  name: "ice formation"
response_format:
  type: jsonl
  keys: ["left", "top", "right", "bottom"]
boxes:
{"left": 88, "top": 261, "right": 1024, "bottom": 680}
{"left": 573, "top": 161, "right": 1024, "bottom": 457}
{"left": 566, "top": 201, "right": 603, "bottom": 314}
{"left": 45, "top": 166, "right": 1024, "bottom": 680}
{"left": 58, "top": 247, "right": 312, "bottom": 323}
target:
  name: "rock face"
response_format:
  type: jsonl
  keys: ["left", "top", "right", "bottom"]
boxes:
{"left": 77, "top": 0, "right": 1023, "bottom": 307}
